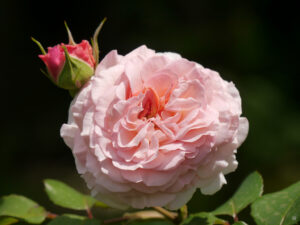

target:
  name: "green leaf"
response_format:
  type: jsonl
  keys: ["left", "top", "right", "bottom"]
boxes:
{"left": 62, "top": 214, "right": 88, "bottom": 220}
{"left": 0, "top": 217, "right": 18, "bottom": 225}
{"left": 127, "top": 219, "right": 174, "bottom": 225}
{"left": 93, "top": 201, "right": 108, "bottom": 208}
{"left": 0, "top": 195, "right": 46, "bottom": 224}
{"left": 47, "top": 216, "right": 100, "bottom": 225}
{"left": 251, "top": 181, "right": 300, "bottom": 225}
{"left": 44, "top": 179, "right": 107, "bottom": 210}
{"left": 181, "top": 212, "right": 227, "bottom": 225}
{"left": 232, "top": 222, "right": 248, "bottom": 225}
{"left": 213, "top": 171, "right": 263, "bottom": 217}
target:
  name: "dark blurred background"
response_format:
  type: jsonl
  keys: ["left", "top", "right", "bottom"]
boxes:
{"left": 1, "top": 0, "right": 300, "bottom": 223}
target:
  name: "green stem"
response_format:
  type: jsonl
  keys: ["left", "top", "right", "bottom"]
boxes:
{"left": 178, "top": 205, "right": 188, "bottom": 221}
{"left": 84, "top": 198, "right": 93, "bottom": 219}
{"left": 234, "top": 214, "right": 239, "bottom": 222}
{"left": 46, "top": 212, "right": 58, "bottom": 219}
{"left": 153, "top": 206, "right": 177, "bottom": 221}
{"left": 86, "top": 207, "right": 93, "bottom": 219}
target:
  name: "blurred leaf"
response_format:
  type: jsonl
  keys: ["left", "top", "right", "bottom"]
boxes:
{"left": 62, "top": 214, "right": 87, "bottom": 220}
{"left": 0, "top": 195, "right": 46, "bottom": 224}
{"left": 93, "top": 201, "right": 108, "bottom": 208}
{"left": 47, "top": 216, "right": 100, "bottom": 225}
{"left": 181, "top": 212, "right": 227, "bottom": 225}
{"left": 0, "top": 217, "right": 18, "bottom": 225}
{"left": 251, "top": 181, "right": 300, "bottom": 225}
{"left": 213, "top": 171, "right": 263, "bottom": 217}
{"left": 127, "top": 219, "right": 174, "bottom": 225}
{"left": 44, "top": 179, "right": 107, "bottom": 210}
{"left": 232, "top": 222, "right": 248, "bottom": 225}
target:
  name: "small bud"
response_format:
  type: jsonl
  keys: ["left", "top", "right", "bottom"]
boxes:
{"left": 33, "top": 19, "right": 106, "bottom": 96}
{"left": 36, "top": 40, "right": 95, "bottom": 93}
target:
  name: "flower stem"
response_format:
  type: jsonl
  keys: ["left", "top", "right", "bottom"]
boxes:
{"left": 46, "top": 212, "right": 58, "bottom": 219}
{"left": 153, "top": 206, "right": 177, "bottom": 221}
{"left": 86, "top": 207, "right": 93, "bottom": 219}
{"left": 178, "top": 205, "right": 188, "bottom": 221}
{"left": 234, "top": 214, "right": 239, "bottom": 222}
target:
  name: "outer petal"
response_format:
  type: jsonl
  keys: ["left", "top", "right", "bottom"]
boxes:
{"left": 237, "top": 117, "right": 249, "bottom": 147}
{"left": 96, "top": 50, "right": 123, "bottom": 72}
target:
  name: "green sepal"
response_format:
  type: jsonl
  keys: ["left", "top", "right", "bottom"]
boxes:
{"left": 40, "top": 69, "right": 56, "bottom": 84}
{"left": 58, "top": 46, "right": 94, "bottom": 92}
{"left": 58, "top": 46, "right": 76, "bottom": 89}
{"left": 31, "top": 37, "right": 46, "bottom": 55}
{"left": 32, "top": 38, "right": 57, "bottom": 83}
{"left": 91, "top": 17, "right": 107, "bottom": 66}
{"left": 69, "top": 89, "right": 78, "bottom": 98}
{"left": 64, "top": 21, "right": 76, "bottom": 45}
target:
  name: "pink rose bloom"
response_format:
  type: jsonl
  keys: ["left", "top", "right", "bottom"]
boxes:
{"left": 39, "top": 40, "right": 95, "bottom": 81}
{"left": 61, "top": 46, "right": 249, "bottom": 210}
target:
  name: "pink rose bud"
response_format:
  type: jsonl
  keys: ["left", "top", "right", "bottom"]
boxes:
{"left": 39, "top": 40, "right": 95, "bottom": 83}
{"left": 38, "top": 40, "right": 95, "bottom": 90}
{"left": 32, "top": 19, "right": 106, "bottom": 95}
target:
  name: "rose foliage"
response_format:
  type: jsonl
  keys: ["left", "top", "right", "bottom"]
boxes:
{"left": 2, "top": 172, "right": 300, "bottom": 225}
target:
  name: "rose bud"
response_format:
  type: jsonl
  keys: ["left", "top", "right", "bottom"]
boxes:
{"left": 32, "top": 19, "right": 106, "bottom": 95}
{"left": 61, "top": 45, "right": 249, "bottom": 210}
{"left": 40, "top": 40, "right": 95, "bottom": 89}
{"left": 32, "top": 39, "right": 94, "bottom": 94}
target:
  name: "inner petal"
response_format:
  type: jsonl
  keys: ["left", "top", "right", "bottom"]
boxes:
{"left": 138, "top": 88, "right": 160, "bottom": 119}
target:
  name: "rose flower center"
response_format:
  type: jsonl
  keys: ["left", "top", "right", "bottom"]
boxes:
{"left": 138, "top": 88, "right": 161, "bottom": 119}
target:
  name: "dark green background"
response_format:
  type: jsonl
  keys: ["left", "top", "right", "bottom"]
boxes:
{"left": 1, "top": 0, "right": 299, "bottom": 223}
